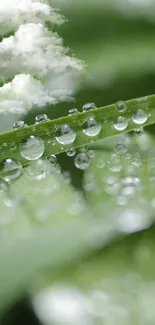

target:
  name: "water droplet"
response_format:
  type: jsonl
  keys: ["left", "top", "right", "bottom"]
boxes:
{"left": 9, "top": 142, "right": 17, "bottom": 151}
{"left": 75, "top": 153, "right": 90, "bottom": 170}
{"left": 87, "top": 150, "right": 95, "bottom": 158}
{"left": 19, "top": 136, "right": 45, "bottom": 160}
{"left": 0, "top": 158, "right": 22, "bottom": 182}
{"left": 132, "top": 109, "right": 148, "bottom": 125}
{"left": 35, "top": 114, "right": 48, "bottom": 124}
{"left": 134, "top": 127, "right": 144, "bottom": 135}
{"left": 115, "top": 143, "right": 127, "bottom": 155}
{"left": 28, "top": 159, "right": 52, "bottom": 180}
{"left": 79, "top": 146, "right": 88, "bottom": 153}
{"left": 115, "top": 101, "right": 127, "bottom": 113}
{"left": 48, "top": 154, "right": 57, "bottom": 164}
{"left": 82, "top": 103, "right": 96, "bottom": 112}
{"left": 113, "top": 116, "right": 128, "bottom": 131}
{"left": 32, "top": 125, "right": 36, "bottom": 132}
{"left": 55, "top": 125, "right": 76, "bottom": 145}
{"left": 83, "top": 117, "right": 101, "bottom": 137}
{"left": 68, "top": 108, "right": 79, "bottom": 116}
{"left": 13, "top": 121, "right": 27, "bottom": 130}
{"left": 66, "top": 148, "right": 76, "bottom": 157}
{"left": 108, "top": 154, "right": 122, "bottom": 172}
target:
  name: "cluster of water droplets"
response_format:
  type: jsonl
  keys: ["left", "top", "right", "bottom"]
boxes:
{"left": 10, "top": 99, "right": 150, "bottom": 170}
{"left": 0, "top": 99, "right": 151, "bottom": 233}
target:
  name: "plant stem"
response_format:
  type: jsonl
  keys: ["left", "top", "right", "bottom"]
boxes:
{"left": 0, "top": 94, "right": 154, "bottom": 166}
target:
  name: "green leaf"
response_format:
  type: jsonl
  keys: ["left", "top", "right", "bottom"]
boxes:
{"left": 0, "top": 95, "right": 155, "bottom": 167}
{"left": 32, "top": 226, "right": 155, "bottom": 325}
{"left": 0, "top": 161, "right": 89, "bottom": 239}
{"left": 0, "top": 216, "right": 117, "bottom": 315}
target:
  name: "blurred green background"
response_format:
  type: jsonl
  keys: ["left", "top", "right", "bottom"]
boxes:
{"left": 2, "top": 0, "right": 155, "bottom": 323}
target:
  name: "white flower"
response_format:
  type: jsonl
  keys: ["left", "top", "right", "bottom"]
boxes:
{"left": 0, "top": 74, "right": 75, "bottom": 114}
{"left": 0, "top": 23, "right": 82, "bottom": 79}
{"left": 0, "top": 0, "right": 84, "bottom": 114}
{"left": 0, "top": 0, "right": 64, "bottom": 36}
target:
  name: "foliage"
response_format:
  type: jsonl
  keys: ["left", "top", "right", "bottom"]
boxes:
{"left": 1, "top": 1, "right": 155, "bottom": 325}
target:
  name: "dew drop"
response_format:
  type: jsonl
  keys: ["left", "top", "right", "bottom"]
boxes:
{"left": 35, "top": 114, "right": 48, "bottom": 124}
{"left": 79, "top": 146, "right": 89, "bottom": 153}
{"left": 32, "top": 126, "right": 36, "bottom": 132}
{"left": 68, "top": 108, "right": 79, "bottom": 116}
{"left": 48, "top": 154, "right": 57, "bottom": 164}
{"left": 115, "top": 143, "right": 127, "bottom": 155}
{"left": 55, "top": 125, "right": 76, "bottom": 145}
{"left": 132, "top": 109, "right": 148, "bottom": 125}
{"left": 113, "top": 116, "right": 128, "bottom": 131}
{"left": 83, "top": 116, "right": 101, "bottom": 137}
{"left": 66, "top": 148, "right": 76, "bottom": 157}
{"left": 0, "top": 158, "right": 22, "bottom": 182}
{"left": 134, "top": 127, "right": 144, "bottom": 135}
{"left": 19, "top": 136, "right": 45, "bottom": 160}
{"left": 87, "top": 149, "right": 96, "bottom": 158}
{"left": 13, "top": 121, "right": 27, "bottom": 130}
{"left": 115, "top": 101, "right": 127, "bottom": 113}
{"left": 28, "top": 159, "right": 52, "bottom": 180}
{"left": 82, "top": 102, "right": 96, "bottom": 112}
{"left": 9, "top": 142, "right": 17, "bottom": 151}
{"left": 108, "top": 154, "right": 122, "bottom": 172}
{"left": 75, "top": 152, "right": 90, "bottom": 170}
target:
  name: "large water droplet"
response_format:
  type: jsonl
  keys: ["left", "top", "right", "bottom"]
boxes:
{"left": 35, "top": 114, "right": 48, "bottom": 124}
{"left": 68, "top": 108, "right": 79, "bottom": 116}
{"left": 132, "top": 109, "right": 148, "bottom": 125}
{"left": 83, "top": 117, "right": 101, "bottom": 136}
{"left": 13, "top": 121, "right": 27, "bottom": 130}
{"left": 113, "top": 116, "right": 128, "bottom": 131}
{"left": 0, "top": 158, "right": 22, "bottom": 182}
{"left": 20, "top": 136, "right": 45, "bottom": 160}
{"left": 66, "top": 148, "right": 76, "bottom": 157}
{"left": 115, "top": 101, "right": 127, "bottom": 112}
{"left": 82, "top": 103, "right": 96, "bottom": 112}
{"left": 55, "top": 125, "right": 76, "bottom": 145}
{"left": 75, "top": 153, "right": 90, "bottom": 170}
